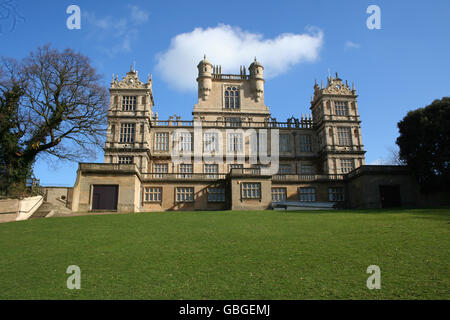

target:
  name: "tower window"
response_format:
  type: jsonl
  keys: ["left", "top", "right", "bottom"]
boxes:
{"left": 335, "top": 101, "right": 349, "bottom": 116}
{"left": 337, "top": 127, "right": 352, "bottom": 146}
{"left": 224, "top": 86, "right": 240, "bottom": 109}
{"left": 118, "top": 156, "right": 133, "bottom": 164}
{"left": 119, "top": 123, "right": 135, "bottom": 143}
{"left": 340, "top": 159, "right": 354, "bottom": 174}
{"left": 122, "top": 96, "right": 136, "bottom": 111}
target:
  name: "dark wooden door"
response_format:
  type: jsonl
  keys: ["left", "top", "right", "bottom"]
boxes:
{"left": 379, "top": 185, "right": 401, "bottom": 208}
{"left": 92, "top": 185, "right": 118, "bottom": 210}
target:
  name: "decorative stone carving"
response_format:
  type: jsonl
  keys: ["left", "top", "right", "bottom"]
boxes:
{"left": 313, "top": 73, "right": 355, "bottom": 103}
{"left": 111, "top": 69, "right": 151, "bottom": 89}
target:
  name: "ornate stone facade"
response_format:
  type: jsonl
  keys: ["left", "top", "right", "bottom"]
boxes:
{"left": 71, "top": 58, "right": 373, "bottom": 212}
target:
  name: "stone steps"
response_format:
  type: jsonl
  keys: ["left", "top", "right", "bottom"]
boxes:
{"left": 30, "top": 202, "right": 71, "bottom": 219}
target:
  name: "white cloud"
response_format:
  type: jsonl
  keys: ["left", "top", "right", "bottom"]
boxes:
{"left": 156, "top": 24, "right": 324, "bottom": 91}
{"left": 84, "top": 5, "right": 148, "bottom": 56}
{"left": 345, "top": 41, "right": 360, "bottom": 49}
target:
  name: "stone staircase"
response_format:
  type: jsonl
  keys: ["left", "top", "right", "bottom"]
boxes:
{"left": 30, "top": 201, "right": 72, "bottom": 219}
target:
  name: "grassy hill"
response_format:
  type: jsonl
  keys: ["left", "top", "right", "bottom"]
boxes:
{"left": 0, "top": 208, "right": 448, "bottom": 299}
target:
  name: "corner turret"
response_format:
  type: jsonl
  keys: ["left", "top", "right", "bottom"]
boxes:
{"left": 197, "top": 55, "right": 213, "bottom": 101}
{"left": 248, "top": 57, "right": 264, "bottom": 102}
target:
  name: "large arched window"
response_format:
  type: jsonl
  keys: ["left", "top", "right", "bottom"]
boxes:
{"left": 224, "top": 86, "right": 240, "bottom": 109}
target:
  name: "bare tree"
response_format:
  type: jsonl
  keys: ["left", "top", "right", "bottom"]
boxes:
{"left": 386, "top": 145, "right": 405, "bottom": 166}
{"left": 0, "top": 45, "right": 108, "bottom": 195}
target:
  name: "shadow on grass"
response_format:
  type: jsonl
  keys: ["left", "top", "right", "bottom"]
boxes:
{"left": 272, "top": 207, "right": 450, "bottom": 221}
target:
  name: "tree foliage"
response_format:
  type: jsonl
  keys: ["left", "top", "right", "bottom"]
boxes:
{"left": 396, "top": 97, "right": 450, "bottom": 193}
{"left": 0, "top": 45, "right": 108, "bottom": 196}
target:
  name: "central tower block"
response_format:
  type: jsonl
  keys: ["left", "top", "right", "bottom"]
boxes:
{"left": 193, "top": 57, "right": 270, "bottom": 123}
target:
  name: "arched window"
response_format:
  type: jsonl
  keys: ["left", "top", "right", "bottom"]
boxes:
{"left": 224, "top": 86, "right": 240, "bottom": 109}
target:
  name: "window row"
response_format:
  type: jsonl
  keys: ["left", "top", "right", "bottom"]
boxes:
{"left": 143, "top": 187, "right": 226, "bottom": 203}
{"left": 271, "top": 187, "right": 345, "bottom": 202}
{"left": 149, "top": 163, "right": 314, "bottom": 175}
{"left": 152, "top": 132, "right": 314, "bottom": 153}
{"left": 279, "top": 134, "right": 312, "bottom": 153}
{"left": 277, "top": 164, "right": 314, "bottom": 175}
{"left": 143, "top": 186, "right": 345, "bottom": 203}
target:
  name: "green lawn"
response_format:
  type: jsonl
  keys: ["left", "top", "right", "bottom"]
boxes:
{"left": 0, "top": 209, "right": 448, "bottom": 299}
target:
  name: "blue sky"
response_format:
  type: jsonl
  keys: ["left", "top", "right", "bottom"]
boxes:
{"left": 1, "top": 0, "right": 449, "bottom": 186}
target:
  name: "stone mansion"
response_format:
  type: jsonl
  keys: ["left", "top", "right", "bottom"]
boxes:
{"left": 69, "top": 57, "right": 419, "bottom": 212}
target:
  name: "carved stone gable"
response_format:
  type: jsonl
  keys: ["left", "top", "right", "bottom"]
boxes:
{"left": 312, "top": 73, "right": 355, "bottom": 103}
{"left": 111, "top": 70, "right": 151, "bottom": 89}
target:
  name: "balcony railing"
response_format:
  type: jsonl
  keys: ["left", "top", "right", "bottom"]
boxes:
{"left": 212, "top": 74, "right": 248, "bottom": 80}
{"left": 140, "top": 171, "right": 344, "bottom": 182}
{"left": 151, "top": 119, "right": 314, "bottom": 129}
{"left": 141, "top": 173, "right": 228, "bottom": 181}
{"left": 272, "top": 174, "right": 344, "bottom": 182}
{"left": 319, "top": 145, "right": 365, "bottom": 153}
